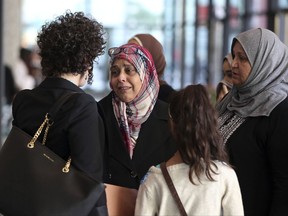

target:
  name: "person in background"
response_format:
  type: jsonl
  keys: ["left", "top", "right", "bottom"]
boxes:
{"left": 12, "top": 11, "right": 108, "bottom": 215}
{"left": 216, "top": 28, "right": 288, "bottom": 216}
{"left": 4, "top": 65, "right": 18, "bottom": 105}
{"left": 13, "top": 47, "right": 36, "bottom": 90}
{"left": 128, "top": 33, "right": 175, "bottom": 103}
{"left": 99, "top": 43, "right": 177, "bottom": 189}
{"left": 135, "top": 84, "right": 244, "bottom": 216}
{"left": 2, "top": 65, "right": 19, "bottom": 136}
{"left": 216, "top": 53, "right": 233, "bottom": 103}
{"left": 28, "top": 47, "right": 44, "bottom": 86}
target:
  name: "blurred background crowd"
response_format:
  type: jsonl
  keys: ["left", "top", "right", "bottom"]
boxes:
{"left": 1, "top": 0, "right": 288, "bottom": 142}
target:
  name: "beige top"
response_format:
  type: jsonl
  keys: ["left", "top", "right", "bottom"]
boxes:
{"left": 135, "top": 161, "right": 244, "bottom": 216}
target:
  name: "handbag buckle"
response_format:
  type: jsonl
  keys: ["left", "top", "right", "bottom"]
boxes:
{"left": 62, "top": 157, "right": 72, "bottom": 173}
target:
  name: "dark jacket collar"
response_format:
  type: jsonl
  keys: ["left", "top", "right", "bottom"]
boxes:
{"left": 100, "top": 92, "right": 170, "bottom": 169}
{"left": 37, "top": 77, "right": 86, "bottom": 93}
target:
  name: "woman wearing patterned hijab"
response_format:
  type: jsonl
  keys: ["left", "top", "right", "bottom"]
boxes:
{"left": 99, "top": 43, "right": 176, "bottom": 189}
{"left": 216, "top": 28, "right": 288, "bottom": 216}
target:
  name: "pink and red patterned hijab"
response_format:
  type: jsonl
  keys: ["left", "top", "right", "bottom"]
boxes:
{"left": 109, "top": 43, "right": 159, "bottom": 158}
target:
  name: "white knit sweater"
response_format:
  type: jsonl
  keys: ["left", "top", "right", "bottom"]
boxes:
{"left": 135, "top": 161, "right": 244, "bottom": 216}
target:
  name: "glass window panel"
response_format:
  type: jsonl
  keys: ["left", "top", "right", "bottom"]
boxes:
{"left": 230, "top": 0, "right": 245, "bottom": 15}
{"left": 248, "top": 0, "right": 267, "bottom": 13}
{"left": 229, "top": 16, "right": 243, "bottom": 31}
{"left": 213, "top": 0, "right": 226, "bottom": 19}
{"left": 279, "top": 0, "right": 288, "bottom": 8}
{"left": 173, "top": 27, "right": 183, "bottom": 89}
{"left": 213, "top": 0, "right": 225, "bottom": 7}
{"left": 184, "top": 0, "right": 196, "bottom": 85}
{"left": 195, "top": 26, "right": 208, "bottom": 84}
{"left": 163, "top": 27, "right": 174, "bottom": 84}
{"left": 198, "top": 0, "right": 209, "bottom": 25}
{"left": 184, "top": 25, "right": 195, "bottom": 86}
{"left": 175, "top": 0, "right": 184, "bottom": 24}
{"left": 248, "top": 15, "right": 268, "bottom": 28}
{"left": 199, "top": 0, "right": 209, "bottom": 5}
{"left": 186, "top": 0, "right": 196, "bottom": 23}
{"left": 275, "top": 13, "right": 288, "bottom": 45}
{"left": 164, "top": 0, "right": 174, "bottom": 25}
{"left": 210, "top": 21, "right": 224, "bottom": 86}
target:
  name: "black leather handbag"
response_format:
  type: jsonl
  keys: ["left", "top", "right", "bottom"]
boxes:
{"left": 0, "top": 93, "right": 107, "bottom": 216}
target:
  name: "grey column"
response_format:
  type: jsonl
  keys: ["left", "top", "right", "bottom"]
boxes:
{"left": 1, "top": 0, "right": 22, "bottom": 146}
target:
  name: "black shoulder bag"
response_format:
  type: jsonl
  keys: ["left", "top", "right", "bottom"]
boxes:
{"left": 0, "top": 93, "right": 107, "bottom": 216}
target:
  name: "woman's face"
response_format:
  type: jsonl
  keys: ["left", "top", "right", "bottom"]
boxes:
{"left": 231, "top": 41, "right": 252, "bottom": 86}
{"left": 110, "top": 59, "right": 142, "bottom": 102}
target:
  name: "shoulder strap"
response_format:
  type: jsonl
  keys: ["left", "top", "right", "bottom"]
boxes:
{"left": 27, "top": 92, "right": 79, "bottom": 147}
{"left": 160, "top": 162, "right": 188, "bottom": 216}
{"left": 47, "top": 92, "right": 78, "bottom": 121}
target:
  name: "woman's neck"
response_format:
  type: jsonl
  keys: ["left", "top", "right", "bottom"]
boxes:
{"left": 60, "top": 73, "right": 81, "bottom": 86}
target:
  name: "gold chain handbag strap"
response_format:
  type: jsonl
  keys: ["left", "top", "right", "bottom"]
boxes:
{"left": 27, "top": 114, "right": 53, "bottom": 148}
{"left": 26, "top": 93, "right": 78, "bottom": 173}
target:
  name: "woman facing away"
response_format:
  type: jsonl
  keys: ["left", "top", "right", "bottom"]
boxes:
{"left": 135, "top": 84, "right": 244, "bottom": 216}
{"left": 99, "top": 43, "right": 177, "bottom": 190}
{"left": 216, "top": 28, "right": 288, "bottom": 216}
{"left": 12, "top": 11, "right": 108, "bottom": 215}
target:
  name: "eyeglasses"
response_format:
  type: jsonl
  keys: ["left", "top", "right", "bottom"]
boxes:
{"left": 108, "top": 46, "right": 150, "bottom": 62}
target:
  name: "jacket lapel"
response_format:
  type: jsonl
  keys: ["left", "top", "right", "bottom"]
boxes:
{"left": 133, "top": 101, "right": 169, "bottom": 159}
{"left": 102, "top": 93, "right": 134, "bottom": 171}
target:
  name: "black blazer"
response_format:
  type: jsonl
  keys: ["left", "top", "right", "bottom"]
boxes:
{"left": 12, "top": 77, "right": 105, "bottom": 182}
{"left": 99, "top": 92, "right": 177, "bottom": 189}
{"left": 158, "top": 83, "right": 175, "bottom": 103}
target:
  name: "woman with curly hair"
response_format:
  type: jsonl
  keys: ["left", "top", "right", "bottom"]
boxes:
{"left": 135, "top": 84, "right": 244, "bottom": 216}
{"left": 11, "top": 11, "right": 107, "bottom": 215}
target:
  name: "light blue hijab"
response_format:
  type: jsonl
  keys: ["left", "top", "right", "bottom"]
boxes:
{"left": 217, "top": 28, "right": 288, "bottom": 117}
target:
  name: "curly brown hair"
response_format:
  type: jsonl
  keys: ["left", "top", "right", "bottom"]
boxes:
{"left": 169, "top": 84, "right": 229, "bottom": 184}
{"left": 37, "top": 11, "right": 106, "bottom": 84}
